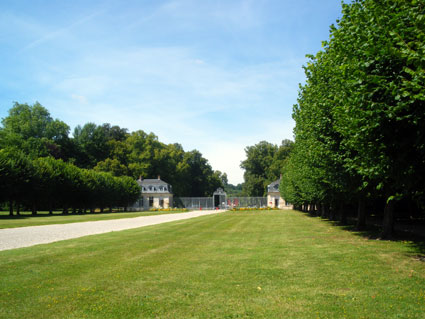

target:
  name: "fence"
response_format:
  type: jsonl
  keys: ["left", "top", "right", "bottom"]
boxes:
{"left": 174, "top": 196, "right": 267, "bottom": 210}
{"left": 174, "top": 197, "right": 214, "bottom": 210}
{"left": 227, "top": 197, "right": 268, "bottom": 208}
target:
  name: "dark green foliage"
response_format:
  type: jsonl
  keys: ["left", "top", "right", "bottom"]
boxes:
{"left": 1, "top": 101, "right": 223, "bottom": 209}
{"left": 71, "top": 124, "right": 222, "bottom": 196}
{"left": 0, "top": 151, "right": 140, "bottom": 215}
{"left": 0, "top": 102, "right": 71, "bottom": 159}
{"left": 0, "top": 149, "right": 35, "bottom": 215}
{"left": 241, "top": 140, "right": 293, "bottom": 196}
{"left": 280, "top": 0, "right": 425, "bottom": 237}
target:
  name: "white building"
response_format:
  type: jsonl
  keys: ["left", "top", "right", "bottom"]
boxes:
{"left": 134, "top": 176, "right": 173, "bottom": 210}
{"left": 267, "top": 178, "right": 292, "bottom": 209}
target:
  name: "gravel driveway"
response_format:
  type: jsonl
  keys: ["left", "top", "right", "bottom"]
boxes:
{"left": 0, "top": 210, "right": 225, "bottom": 251}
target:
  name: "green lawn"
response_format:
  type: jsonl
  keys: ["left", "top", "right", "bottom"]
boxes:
{"left": 1, "top": 210, "right": 424, "bottom": 318}
{"left": 0, "top": 210, "right": 188, "bottom": 229}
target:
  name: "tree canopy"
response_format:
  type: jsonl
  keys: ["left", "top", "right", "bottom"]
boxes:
{"left": 279, "top": 0, "right": 425, "bottom": 238}
{"left": 0, "top": 102, "right": 224, "bottom": 214}
{"left": 240, "top": 139, "right": 293, "bottom": 196}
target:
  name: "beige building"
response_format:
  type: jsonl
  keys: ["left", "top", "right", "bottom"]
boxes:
{"left": 267, "top": 178, "right": 292, "bottom": 209}
{"left": 135, "top": 176, "right": 173, "bottom": 210}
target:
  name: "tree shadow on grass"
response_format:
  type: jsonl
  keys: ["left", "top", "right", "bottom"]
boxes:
{"left": 299, "top": 210, "right": 425, "bottom": 259}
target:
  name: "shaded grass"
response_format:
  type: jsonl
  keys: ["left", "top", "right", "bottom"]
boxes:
{"left": 300, "top": 211, "right": 425, "bottom": 256}
{"left": 0, "top": 210, "right": 424, "bottom": 318}
{"left": 0, "top": 210, "right": 189, "bottom": 229}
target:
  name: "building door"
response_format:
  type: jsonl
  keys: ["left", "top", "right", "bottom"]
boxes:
{"left": 213, "top": 188, "right": 227, "bottom": 209}
{"left": 214, "top": 195, "right": 220, "bottom": 208}
{"left": 275, "top": 198, "right": 279, "bottom": 208}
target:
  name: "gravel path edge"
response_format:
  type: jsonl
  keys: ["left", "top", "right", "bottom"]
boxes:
{"left": 0, "top": 210, "right": 226, "bottom": 251}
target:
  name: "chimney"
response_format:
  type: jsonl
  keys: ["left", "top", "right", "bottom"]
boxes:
{"left": 138, "top": 175, "right": 142, "bottom": 181}
{"left": 280, "top": 174, "right": 282, "bottom": 180}
{"left": 158, "top": 175, "right": 161, "bottom": 180}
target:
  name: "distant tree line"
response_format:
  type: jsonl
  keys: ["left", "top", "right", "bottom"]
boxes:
{"left": 224, "top": 183, "right": 244, "bottom": 197}
{"left": 240, "top": 140, "right": 294, "bottom": 196}
{"left": 0, "top": 102, "right": 224, "bottom": 213}
{"left": 0, "top": 149, "right": 140, "bottom": 215}
{"left": 279, "top": 0, "right": 424, "bottom": 238}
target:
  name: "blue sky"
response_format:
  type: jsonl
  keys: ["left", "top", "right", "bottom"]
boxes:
{"left": 0, "top": 0, "right": 344, "bottom": 184}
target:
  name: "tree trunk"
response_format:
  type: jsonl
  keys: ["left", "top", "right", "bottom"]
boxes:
{"left": 32, "top": 204, "right": 37, "bottom": 215}
{"left": 100, "top": 207, "right": 104, "bottom": 213}
{"left": 356, "top": 198, "right": 366, "bottom": 230}
{"left": 49, "top": 202, "right": 53, "bottom": 215}
{"left": 321, "top": 203, "right": 326, "bottom": 218}
{"left": 339, "top": 202, "right": 347, "bottom": 224}
{"left": 109, "top": 207, "right": 113, "bottom": 213}
{"left": 9, "top": 201, "right": 13, "bottom": 216}
{"left": 382, "top": 198, "right": 395, "bottom": 239}
{"left": 329, "top": 204, "right": 336, "bottom": 221}
{"left": 16, "top": 202, "right": 20, "bottom": 215}
{"left": 317, "top": 203, "right": 322, "bottom": 217}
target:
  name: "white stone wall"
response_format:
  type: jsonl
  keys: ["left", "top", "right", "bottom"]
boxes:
{"left": 267, "top": 192, "right": 293, "bottom": 209}
{"left": 142, "top": 194, "right": 173, "bottom": 209}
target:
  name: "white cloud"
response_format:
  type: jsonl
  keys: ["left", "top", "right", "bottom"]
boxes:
{"left": 19, "top": 9, "right": 104, "bottom": 52}
{"left": 71, "top": 94, "right": 88, "bottom": 104}
{"left": 202, "top": 141, "right": 246, "bottom": 184}
{"left": 158, "top": 0, "right": 264, "bottom": 29}
{"left": 36, "top": 45, "right": 301, "bottom": 184}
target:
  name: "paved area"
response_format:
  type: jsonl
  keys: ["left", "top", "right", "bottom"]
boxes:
{"left": 0, "top": 210, "right": 225, "bottom": 251}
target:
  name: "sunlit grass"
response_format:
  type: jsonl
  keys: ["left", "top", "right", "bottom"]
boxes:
{"left": 0, "top": 210, "right": 424, "bottom": 318}
{"left": 0, "top": 209, "right": 188, "bottom": 229}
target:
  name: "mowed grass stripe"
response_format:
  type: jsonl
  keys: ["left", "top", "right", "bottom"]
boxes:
{"left": 0, "top": 210, "right": 424, "bottom": 319}
{"left": 0, "top": 210, "right": 190, "bottom": 229}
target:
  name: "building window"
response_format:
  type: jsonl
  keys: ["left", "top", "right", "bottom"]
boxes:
{"left": 149, "top": 197, "right": 154, "bottom": 207}
{"left": 159, "top": 198, "right": 164, "bottom": 207}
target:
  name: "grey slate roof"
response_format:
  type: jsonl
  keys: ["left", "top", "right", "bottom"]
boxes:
{"left": 267, "top": 178, "right": 281, "bottom": 193}
{"left": 137, "top": 178, "right": 173, "bottom": 194}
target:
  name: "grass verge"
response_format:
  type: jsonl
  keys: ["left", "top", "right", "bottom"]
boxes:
{"left": 0, "top": 210, "right": 189, "bottom": 229}
{"left": 0, "top": 210, "right": 424, "bottom": 318}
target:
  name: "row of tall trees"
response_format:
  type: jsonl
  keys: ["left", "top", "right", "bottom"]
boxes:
{"left": 280, "top": 0, "right": 425, "bottom": 238}
{"left": 0, "top": 102, "right": 224, "bottom": 208}
{"left": 0, "top": 149, "right": 140, "bottom": 215}
{"left": 240, "top": 139, "right": 294, "bottom": 196}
